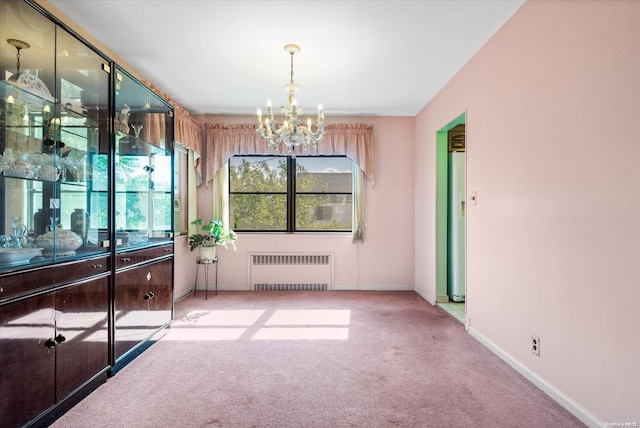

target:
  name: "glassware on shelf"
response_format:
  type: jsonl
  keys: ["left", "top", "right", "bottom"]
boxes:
{"left": 130, "top": 122, "right": 143, "bottom": 153}
{"left": 11, "top": 217, "right": 27, "bottom": 248}
{"left": 131, "top": 122, "right": 143, "bottom": 139}
{"left": 0, "top": 235, "right": 14, "bottom": 248}
{"left": 60, "top": 150, "right": 88, "bottom": 182}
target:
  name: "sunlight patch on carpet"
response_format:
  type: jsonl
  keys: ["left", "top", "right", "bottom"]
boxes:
{"left": 163, "top": 327, "right": 247, "bottom": 341}
{"left": 165, "top": 308, "right": 351, "bottom": 341}
{"left": 252, "top": 327, "right": 349, "bottom": 340}
{"left": 179, "top": 309, "right": 265, "bottom": 326}
{"left": 265, "top": 310, "right": 351, "bottom": 326}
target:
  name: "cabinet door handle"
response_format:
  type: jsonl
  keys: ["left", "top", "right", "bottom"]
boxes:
{"left": 149, "top": 292, "right": 155, "bottom": 298}
{"left": 54, "top": 334, "right": 66, "bottom": 344}
{"left": 44, "top": 338, "right": 57, "bottom": 348}
{"left": 92, "top": 264, "right": 103, "bottom": 269}
{"left": 163, "top": 248, "right": 171, "bottom": 252}
{"left": 144, "top": 292, "right": 151, "bottom": 300}
{"left": 121, "top": 257, "right": 131, "bottom": 262}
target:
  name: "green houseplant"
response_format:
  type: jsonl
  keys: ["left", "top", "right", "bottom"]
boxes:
{"left": 188, "top": 219, "right": 237, "bottom": 260}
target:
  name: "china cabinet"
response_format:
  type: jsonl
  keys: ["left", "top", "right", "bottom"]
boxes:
{"left": 112, "top": 67, "right": 174, "bottom": 369}
{"left": 0, "top": 1, "right": 175, "bottom": 426}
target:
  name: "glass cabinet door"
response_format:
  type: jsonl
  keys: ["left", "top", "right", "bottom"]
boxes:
{"left": 114, "top": 67, "right": 173, "bottom": 250}
{"left": 0, "top": 0, "right": 110, "bottom": 273}
{"left": 54, "top": 27, "right": 110, "bottom": 256}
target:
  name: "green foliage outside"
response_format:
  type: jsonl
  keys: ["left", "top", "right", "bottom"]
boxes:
{"left": 229, "top": 157, "right": 351, "bottom": 231}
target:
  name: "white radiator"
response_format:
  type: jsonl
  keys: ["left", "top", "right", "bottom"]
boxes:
{"left": 249, "top": 253, "right": 333, "bottom": 291}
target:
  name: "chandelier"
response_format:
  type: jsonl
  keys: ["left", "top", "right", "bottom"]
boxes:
{"left": 256, "top": 44, "right": 325, "bottom": 154}
{"left": 6, "top": 39, "right": 30, "bottom": 85}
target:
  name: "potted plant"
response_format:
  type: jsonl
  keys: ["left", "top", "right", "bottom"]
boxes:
{"left": 188, "top": 219, "right": 237, "bottom": 261}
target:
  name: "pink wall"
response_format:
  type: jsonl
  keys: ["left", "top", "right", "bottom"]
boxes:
{"left": 194, "top": 115, "right": 416, "bottom": 291}
{"left": 414, "top": 1, "right": 639, "bottom": 424}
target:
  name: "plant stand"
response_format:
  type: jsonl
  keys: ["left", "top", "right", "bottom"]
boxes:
{"left": 194, "top": 256, "right": 218, "bottom": 299}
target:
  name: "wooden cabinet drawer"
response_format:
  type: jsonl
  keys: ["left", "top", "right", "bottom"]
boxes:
{"left": 0, "top": 256, "right": 109, "bottom": 303}
{"left": 116, "top": 244, "right": 173, "bottom": 270}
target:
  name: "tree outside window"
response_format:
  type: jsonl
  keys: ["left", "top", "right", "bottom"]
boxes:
{"left": 229, "top": 155, "right": 352, "bottom": 232}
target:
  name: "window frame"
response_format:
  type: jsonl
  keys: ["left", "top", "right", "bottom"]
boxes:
{"left": 229, "top": 154, "right": 353, "bottom": 233}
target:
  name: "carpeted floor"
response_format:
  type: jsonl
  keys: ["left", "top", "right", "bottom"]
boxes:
{"left": 52, "top": 291, "right": 584, "bottom": 427}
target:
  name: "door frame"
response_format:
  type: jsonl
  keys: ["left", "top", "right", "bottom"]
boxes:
{"left": 435, "top": 112, "right": 466, "bottom": 302}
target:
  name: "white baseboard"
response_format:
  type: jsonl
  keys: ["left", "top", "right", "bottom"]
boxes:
{"left": 414, "top": 288, "right": 436, "bottom": 305}
{"left": 212, "top": 284, "right": 416, "bottom": 292}
{"left": 467, "top": 327, "right": 601, "bottom": 428}
{"left": 332, "top": 284, "right": 414, "bottom": 291}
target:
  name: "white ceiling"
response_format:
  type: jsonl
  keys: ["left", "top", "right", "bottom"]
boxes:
{"left": 48, "top": 0, "right": 524, "bottom": 117}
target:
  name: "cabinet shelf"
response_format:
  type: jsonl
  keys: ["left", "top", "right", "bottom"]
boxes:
{"left": 1, "top": 80, "right": 56, "bottom": 112}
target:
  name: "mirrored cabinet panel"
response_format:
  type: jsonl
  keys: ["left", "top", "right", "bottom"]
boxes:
{"left": 114, "top": 67, "right": 173, "bottom": 250}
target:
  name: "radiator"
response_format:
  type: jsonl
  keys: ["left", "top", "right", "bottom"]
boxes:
{"left": 250, "top": 253, "right": 333, "bottom": 291}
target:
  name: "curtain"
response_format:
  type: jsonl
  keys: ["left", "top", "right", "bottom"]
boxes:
{"left": 206, "top": 122, "right": 374, "bottom": 241}
{"left": 352, "top": 165, "right": 366, "bottom": 242}
{"left": 204, "top": 123, "right": 375, "bottom": 185}
{"left": 187, "top": 149, "right": 199, "bottom": 236}
{"left": 212, "top": 164, "right": 230, "bottom": 230}
{"left": 142, "top": 80, "right": 203, "bottom": 179}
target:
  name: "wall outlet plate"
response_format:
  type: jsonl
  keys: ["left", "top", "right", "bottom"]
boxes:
{"left": 531, "top": 334, "right": 541, "bottom": 356}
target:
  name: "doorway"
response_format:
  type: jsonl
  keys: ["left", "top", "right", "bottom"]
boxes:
{"left": 435, "top": 114, "right": 466, "bottom": 323}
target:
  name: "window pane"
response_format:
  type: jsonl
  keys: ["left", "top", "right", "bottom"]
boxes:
{"left": 116, "top": 155, "right": 149, "bottom": 191}
{"left": 230, "top": 194, "right": 287, "bottom": 230}
{"left": 230, "top": 156, "right": 287, "bottom": 192}
{"left": 296, "top": 157, "right": 352, "bottom": 193}
{"left": 152, "top": 153, "right": 172, "bottom": 192}
{"left": 91, "top": 154, "right": 108, "bottom": 191}
{"left": 115, "top": 193, "right": 148, "bottom": 231}
{"left": 152, "top": 192, "right": 172, "bottom": 231}
{"left": 90, "top": 192, "right": 108, "bottom": 229}
{"left": 296, "top": 194, "right": 352, "bottom": 230}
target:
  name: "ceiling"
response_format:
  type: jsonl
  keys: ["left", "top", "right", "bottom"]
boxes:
{"left": 48, "top": 0, "right": 524, "bottom": 117}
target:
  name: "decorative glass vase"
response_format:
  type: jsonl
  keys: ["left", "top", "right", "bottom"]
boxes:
{"left": 70, "top": 209, "right": 90, "bottom": 247}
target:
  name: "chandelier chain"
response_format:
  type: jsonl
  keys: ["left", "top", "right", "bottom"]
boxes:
{"left": 290, "top": 51, "right": 295, "bottom": 85}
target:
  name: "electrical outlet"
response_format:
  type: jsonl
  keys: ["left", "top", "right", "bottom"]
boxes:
{"left": 531, "top": 334, "right": 541, "bottom": 357}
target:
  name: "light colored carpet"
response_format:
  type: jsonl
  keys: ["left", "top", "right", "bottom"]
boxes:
{"left": 52, "top": 291, "right": 584, "bottom": 427}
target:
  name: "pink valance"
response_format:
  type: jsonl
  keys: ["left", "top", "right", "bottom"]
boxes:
{"left": 142, "top": 80, "right": 203, "bottom": 156}
{"left": 204, "top": 123, "right": 375, "bottom": 184}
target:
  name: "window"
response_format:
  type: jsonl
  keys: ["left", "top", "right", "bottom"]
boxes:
{"left": 229, "top": 155, "right": 353, "bottom": 232}
{"left": 173, "top": 143, "right": 189, "bottom": 235}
